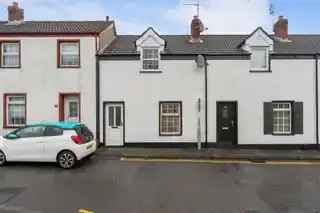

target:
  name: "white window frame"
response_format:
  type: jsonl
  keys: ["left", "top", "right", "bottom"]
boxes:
{"left": 59, "top": 41, "right": 80, "bottom": 68}
{"left": 6, "top": 94, "right": 26, "bottom": 128}
{"left": 272, "top": 102, "right": 292, "bottom": 135}
{"left": 250, "top": 46, "right": 269, "bottom": 71}
{"left": 141, "top": 47, "right": 160, "bottom": 72}
{"left": 1, "top": 41, "right": 20, "bottom": 68}
{"left": 160, "top": 102, "right": 182, "bottom": 136}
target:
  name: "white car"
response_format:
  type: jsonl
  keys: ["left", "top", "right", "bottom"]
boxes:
{"left": 0, "top": 121, "right": 96, "bottom": 169}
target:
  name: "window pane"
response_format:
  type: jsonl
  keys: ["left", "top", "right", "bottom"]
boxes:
{"left": 61, "top": 43, "right": 78, "bottom": 54}
{"left": 8, "top": 96, "right": 25, "bottom": 102}
{"left": 45, "top": 127, "right": 63, "bottom": 136}
{"left": 69, "top": 102, "right": 78, "bottom": 117}
{"left": 75, "top": 125, "right": 94, "bottom": 143}
{"left": 108, "top": 106, "right": 114, "bottom": 127}
{"left": 116, "top": 107, "right": 122, "bottom": 126}
{"left": 2, "top": 42, "right": 19, "bottom": 67}
{"left": 3, "top": 55, "right": 19, "bottom": 66}
{"left": 160, "top": 103, "right": 181, "bottom": 135}
{"left": 272, "top": 102, "right": 291, "bottom": 134}
{"left": 143, "top": 49, "right": 158, "bottom": 59}
{"left": 61, "top": 55, "right": 79, "bottom": 66}
{"left": 3, "top": 43, "right": 19, "bottom": 54}
{"left": 143, "top": 60, "right": 159, "bottom": 70}
{"left": 60, "top": 42, "right": 79, "bottom": 66}
{"left": 7, "top": 95, "right": 26, "bottom": 126}
{"left": 16, "top": 126, "right": 45, "bottom": 138}
{"left": 251, "top": 47, "right": 267, "bottom": 69}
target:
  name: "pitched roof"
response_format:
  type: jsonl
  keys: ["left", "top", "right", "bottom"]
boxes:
{"left": 101, "top": 34, "right": 320, "bottom": 55}
{"left": 0, "top": 21, "right": 112, "bottom": 35}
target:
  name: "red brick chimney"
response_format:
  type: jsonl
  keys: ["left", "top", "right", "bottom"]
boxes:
{"left": 8, "top": 2, "right": 24, "bottom": 22}
{"left": 190, "top": 16, "right": 204, "bottom": 43}
{"left": 274, "top": 16, "right": 288, "bottom": 40}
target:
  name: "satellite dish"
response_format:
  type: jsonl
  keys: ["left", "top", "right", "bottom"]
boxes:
{"left": 196, "top": 55, "right": 205, "bottom": 68}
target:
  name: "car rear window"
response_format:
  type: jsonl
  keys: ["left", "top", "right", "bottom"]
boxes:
{"left": 74, "top": 125, "right": 94, "bottom": 143}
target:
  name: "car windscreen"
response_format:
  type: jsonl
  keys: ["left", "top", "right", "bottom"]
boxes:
{"left": 74, "top": 125, "right": 94, "bottom": 143}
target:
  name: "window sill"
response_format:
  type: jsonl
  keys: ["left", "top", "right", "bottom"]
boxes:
{"left": 0, "top": 66, "right": 21, "bottom": 69}
{"left": 272, "top": 133, "right": 294, "bottom": 136}
{"left": 159, "top": 133, "right": 183, "bottom": 137}
{"left": 140, "top": 70, "right": 162, "bottom": 74}
{"left": 249, "top": 69, "right": 271, "bottom": 73}
{"left": 58, "top": 65, "right": 81, "bottom": 69}
{"left": 3, "top": 125, "right": 24, "bottom": 129}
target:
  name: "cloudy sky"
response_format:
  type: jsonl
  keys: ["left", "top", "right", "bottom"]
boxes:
{"left": 0, "top": 0, "right": 318, "bottom": 35}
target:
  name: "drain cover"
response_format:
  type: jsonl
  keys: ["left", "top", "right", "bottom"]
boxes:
{"left": 0, "top": 188, "right": 24, "bottom": 205}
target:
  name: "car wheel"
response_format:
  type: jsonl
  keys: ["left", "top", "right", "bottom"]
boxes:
{"left": 0, "top": 151, "right": 6, "bottom": 166}
{"left": 57, "top": 151, "right": 77, "bottom": 169}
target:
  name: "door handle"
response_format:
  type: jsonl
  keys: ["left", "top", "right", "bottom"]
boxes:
{"left": 37, "top": 141, "right": 45, "bottom": 144}
{"left": 112, "top": 126, "right": 118, "bottom": 129}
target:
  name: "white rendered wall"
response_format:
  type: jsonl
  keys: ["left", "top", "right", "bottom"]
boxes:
{"left": 101, "top": 58, "right": 316, "bottom": 145}
{"left": 100, "top": 59, "right": 206, "bottom": 144}
{"left": 207, "top": 59, "right": 316, "bottom": 144}
{"left": 0, "top": 36, "right": 97, "bottom": 136}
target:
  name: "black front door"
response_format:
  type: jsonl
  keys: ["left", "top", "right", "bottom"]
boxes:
{"left": 217, "top": 102, "right": 237, "bottom": 145}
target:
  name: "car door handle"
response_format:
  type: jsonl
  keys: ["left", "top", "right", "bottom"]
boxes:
{"left": 37, "top": 141, "right": 45, "bottom": 144}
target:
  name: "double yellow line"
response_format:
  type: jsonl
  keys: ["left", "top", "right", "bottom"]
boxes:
{"left": 121, "top": 157, "right": 320, "bottom": 166}
{"left": 79, "top": 209, "right": 94, "bottom": 213}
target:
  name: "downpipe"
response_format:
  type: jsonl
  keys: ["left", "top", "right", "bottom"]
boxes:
{"left": 316, "top": 53, "right": 319, "bottom": 149}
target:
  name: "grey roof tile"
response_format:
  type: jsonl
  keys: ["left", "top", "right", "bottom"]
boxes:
{"left": 101, "top": 34, "right": 320, "bottom": 55}
{"left": 0, "top": 21, "right": 112, "bottom": 34}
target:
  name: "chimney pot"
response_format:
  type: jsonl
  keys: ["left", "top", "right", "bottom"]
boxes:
{"left": 190, "top": 16, "right": 204, "bottom": 43}
{"left": 8, "top": 2, "right": 24, "bottom": 22}
{"left": 274, "top": 15, "right": 288, "bottom": 40}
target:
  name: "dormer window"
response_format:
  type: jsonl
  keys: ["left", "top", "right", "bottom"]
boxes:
{"left": 142, "top": 48, "right": 159, "bottom": 71}
{"left": 250, "top": 46, "right": 269, "bottom": 71}
{"left": 136, "top": 27, "right": 165, "bottom": 73}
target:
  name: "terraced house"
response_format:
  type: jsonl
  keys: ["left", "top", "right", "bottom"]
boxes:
{"left": 97, "top": 16, "right": 320, "bottom": 147}
{"left": 1, "top": 2, "right": 320, "bottom": 148}
{"left": 0, "top": 2, "right": 116, "bottom": 136}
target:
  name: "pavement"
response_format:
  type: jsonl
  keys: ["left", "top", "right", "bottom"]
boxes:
{"left": 1, "top": 155, "right": 320, "bottom": 213}
{"left": 96, "top": 146, "right": 320, "bottom": 161}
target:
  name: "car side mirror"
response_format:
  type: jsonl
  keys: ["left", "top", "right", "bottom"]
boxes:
{"left": 6, "top": 133, "right": 18, "bottom": 140}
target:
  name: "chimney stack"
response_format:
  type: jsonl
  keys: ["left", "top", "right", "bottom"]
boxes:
{"left": 274, "top": 16, "right": 288, "bottom": 40}
{"left": 8, "top": 2, "right": 24, "bottom": 23}
{"left": 190, "top": 16, "right": 204, "bottom": 43}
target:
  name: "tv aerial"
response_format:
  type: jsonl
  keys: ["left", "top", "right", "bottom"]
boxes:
{"left": 185, "top": 0, "right": 200, "bottom": 17}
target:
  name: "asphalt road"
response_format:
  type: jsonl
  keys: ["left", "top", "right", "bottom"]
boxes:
{"left": 1, "top": 155, "right": 320, "bottom": 213}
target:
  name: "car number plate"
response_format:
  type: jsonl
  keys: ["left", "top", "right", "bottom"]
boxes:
{"left": 86, "top": 144, "right": 93, "bottom": 150}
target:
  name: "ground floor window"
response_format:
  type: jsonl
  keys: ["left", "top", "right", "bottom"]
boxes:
{"left": 4, "top": 94, "right": 26, "bottom": 128}
{"left": 272, "top": 102, "right": 292, "bottom": 134}
{"left": 264, "top": 101, "right": 303, "bottom": 135}
{"left": 159, "top": 102, "right": 182, "bottom": 136}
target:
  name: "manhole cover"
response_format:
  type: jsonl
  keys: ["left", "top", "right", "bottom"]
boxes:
{"left": 0, "top": 188, "right": 24, "bottom": 205}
